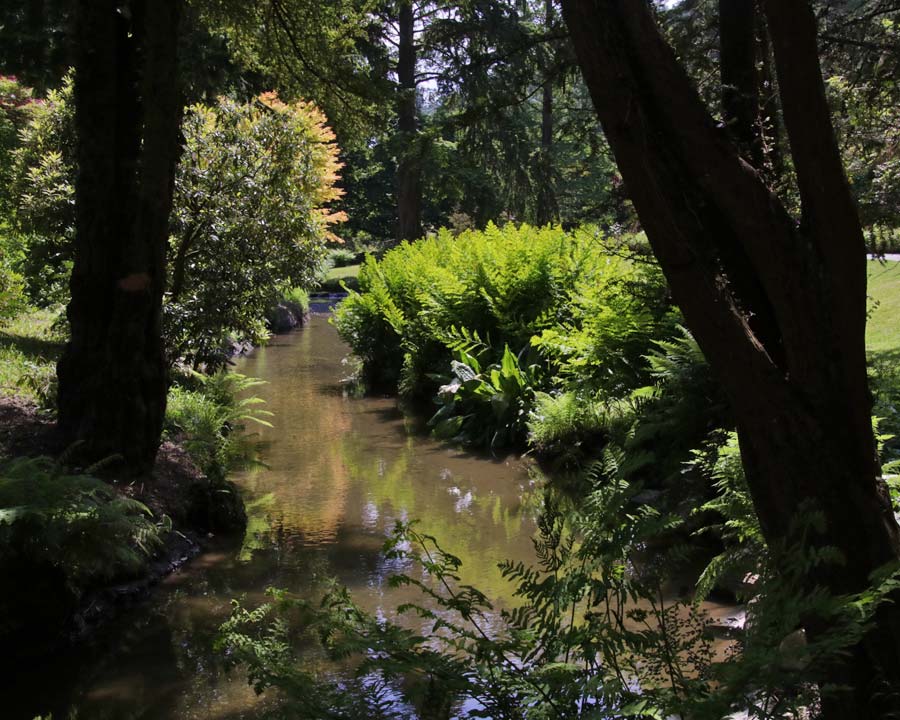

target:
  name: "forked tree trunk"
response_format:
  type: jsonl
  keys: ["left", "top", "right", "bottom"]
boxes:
{"left": 561, "top": 0, "right": 900, "bottom": 716}
{"left": 57, "top": 0, "right": 182, "bottom": 473}
{"left": 396, "top": 0, "right": 423, "bottom": 243}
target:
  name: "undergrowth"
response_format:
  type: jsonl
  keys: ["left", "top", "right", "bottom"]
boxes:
{"left": 219, "top": 449, "right": 900, "bottom": 719}
{"left": 0, "top": 455, "right": 169, "bottom": 590}
{"left": 165, "top": 370, "right": 272, "bottom": 482}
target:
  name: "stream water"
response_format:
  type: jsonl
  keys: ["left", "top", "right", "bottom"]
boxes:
{"left": 13, "top": 312, "right": 539, "bottom": 720}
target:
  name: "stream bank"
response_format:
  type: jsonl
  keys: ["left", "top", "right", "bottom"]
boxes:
{"left": 5, "top": 312, "right": 539, "bottom": 719}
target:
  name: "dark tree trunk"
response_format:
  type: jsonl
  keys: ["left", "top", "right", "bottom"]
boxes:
{"left": 561, "top": 0, "right": 900, "bottom": 716}
{"left": 719, "top": 0, "right": 764, "bottom": 166}
{"left": 57, "top": 0, "right": 183, "bottom": 473}
{"left": 535, "top": 0, "right": 559, "bottom": 226}
{"left": 396, "top": 0, "right": 422, "bottom": 243}
{"left": 719, "top": 0, "right": 781, "bottom": 177}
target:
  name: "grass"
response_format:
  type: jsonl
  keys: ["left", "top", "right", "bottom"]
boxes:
{"left": 317, "top": 263, "right": 361, "bottom": 293}
{"left": 867, "top": 259, "right": 900, "bottom": 357}
{"left": 0, "top": 308, "right": 64, "bottom": 405}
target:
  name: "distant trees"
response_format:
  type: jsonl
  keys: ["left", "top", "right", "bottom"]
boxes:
{"left": 562, "top": 0, "right": 900, "bottom": 716}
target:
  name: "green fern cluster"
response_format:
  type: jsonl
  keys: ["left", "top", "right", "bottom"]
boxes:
{"left": 0, "top": 456, "right": 169, "bottom": 596}
{"left": 165, "top": 371, "right": 272, "bottom": 482}
{"left": 334, "top": 223, "right": 675, "bottom": 449}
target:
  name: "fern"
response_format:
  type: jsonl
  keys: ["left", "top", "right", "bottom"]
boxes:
{"left": 0, "top": 456, "right": 170, "bottom": 596}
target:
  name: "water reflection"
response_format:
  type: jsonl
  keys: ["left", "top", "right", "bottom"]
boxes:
{"left": 9, "top": 315, "right": 536, "bottom": 720}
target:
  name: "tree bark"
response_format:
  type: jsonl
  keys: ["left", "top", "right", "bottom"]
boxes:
{"left": 57, "top": 0, "right": 183, "bottom": 473}
{"left": 561, "top": 0, "right": 900, "bottom": 715}
{"left": 535, "top": 0, "right": 559, "bottom": 226}
{"left": 396, "top": 0, "right": 423, "bottom": 243}
{"left": 719, "top": 0, "right": 763, "bottom": 166}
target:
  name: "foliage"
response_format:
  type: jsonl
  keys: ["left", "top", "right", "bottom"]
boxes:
{"left": 7, "top": 74, "right": 75, "bottom": 305}
{"left": 527, "top": 391, "right": 631, "bottom": 464}
{"left": 691, "top": 433, "right": 766, "bottom": 602}
{"left": 0, "top": 307, "right": 64, "bottom": 406}
{"left": 219, "top": 450, "right": 900, "bottom": 719}
{"left": 166, "top": 92, "right": 344, "bottom": 367}
{"left": 0, "top": 261, "right": 26, "bottom": 323}
{"left": 0, "top": 456, "right": 170, "bottom": 598}
{"left": 871, "top": 357, "right": 900, "bottom": 475}
{"left": 429, "top": 345, "right": 542, "bottom": 450}
{"left": 0, "top": 76, "right": 40, "bottom": 207}
{"left": 165, "top": 371, "right": 272, "bottom": 482}
{"left": 335, "top": 224, "right": 675, "bottom": 448}
{"left": 7, "top": 83, "right": 342, "bottom": 366}
{"left": 328, "top": 247, "right": 359, "bottom": 268}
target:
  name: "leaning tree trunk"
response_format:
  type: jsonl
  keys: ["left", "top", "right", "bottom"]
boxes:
{"left": 561, "top": 0, "right": 900, "bottom": 716}
{"left": 57, "top": 0, "right": 182, "bottom": 473}
{"left": 396, "top": 0, "right": 423, "bottom": 243}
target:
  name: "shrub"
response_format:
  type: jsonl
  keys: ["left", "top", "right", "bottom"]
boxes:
{"left": 8, "top": 75, "right": 75, "bottom": 305}
{"left": 166, "top": 93, "right": 345, "bottom": 367}
{"left": 282, "top": 287, "right": 310, "bottom": 315}
{"left": 0, "top": 456, "right": 169, "bottom": 597}
{"left": 334, "top": 223, "right": 677, "bottom": 448}
{"left": 0, "top": 261, "right": 25, "bottom": 323}
{"left": 165, "top": 371, "right": 272, "bottom": 482}
{"left": 7, "top": 82, "right": 343, "bottom": 366}
{"left": 328, "top": 247, "right": 358, "bottom": 267}
{"left": 429, "top": 345, "right": 542, "bottom": 450}
{"left": 527, "top": 390, "right": 633, "bottom": 463}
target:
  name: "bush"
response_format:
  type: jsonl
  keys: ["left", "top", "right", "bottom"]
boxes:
{"left": 527, "top": 390, "right": 632, "bottom": 463}
{"left": 0, "top": 456, "right": 169, "bottom": 592}
{"left": 334, "top": 223, "right": 677, "bottom": 448}
{"left": 282, "top": 287, "right": 310, "bottom": 315}
{"left": 166, "top": 93, "right": 344, "bottom": 367}
{"left": 328, "top": 247, "right": 359, "bottom": 267}
{"left": 7, "top": 82, "right": 343, "bottom": 366}
{"left": 0, "top": 261, "right": 25, "bottom": 323}
{"left": 165, "top": 371, "right": 272, "bottom": 482}
{"left": 429, "top": 345, "right": 542, "bottom": 450}
{"left": 7, "top": 75, "right": 75, "bottom": 305}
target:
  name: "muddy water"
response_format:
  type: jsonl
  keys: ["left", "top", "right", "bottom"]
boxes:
{"left": 13, "top": 314, "right": 538, "bottom": 720}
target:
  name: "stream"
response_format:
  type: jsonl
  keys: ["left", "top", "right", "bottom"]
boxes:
{"left": 13, "top": 312, "right": 540, "bottom": 720}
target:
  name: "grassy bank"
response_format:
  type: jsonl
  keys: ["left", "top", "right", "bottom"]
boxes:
{"left": 317, "top": 263, "right": 361, "bottom": 293}
{"left": 0, "top": 308, "right": 63, "bottom": 405}
{"left": 868, "top": 259, "right": 900, "bottom": 356}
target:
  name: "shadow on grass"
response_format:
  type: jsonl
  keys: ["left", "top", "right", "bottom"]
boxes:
{"left": 0, "top": 328, "right": 65, "bottom": 364}
{"left": 868, "top": 349, "right": 900, "bottom": 367}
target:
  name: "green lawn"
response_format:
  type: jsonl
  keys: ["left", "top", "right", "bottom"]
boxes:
{"left": 318, "top": 263, "right": 361, "bottom": 293}
{"left": 868, "top": 259, "right": 900, "bottom": 356}
{"left": 0, "top": 308, "right": 64, "bottom": 404}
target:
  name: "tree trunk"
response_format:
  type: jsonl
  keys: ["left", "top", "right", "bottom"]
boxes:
{"left": 719, "top": 0, "right": 764, "bottom": 166}
{"left": 535, "top": 0, "right": 559, "bottom": 226}
{"left": 396, "top": 0, "right": 422, "bottom": 243}
{"left": 57, "top": 0, "right": 182, "bottom": 473}
{"left": 561, "top": 0, "right": 900, "bottom": 715}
